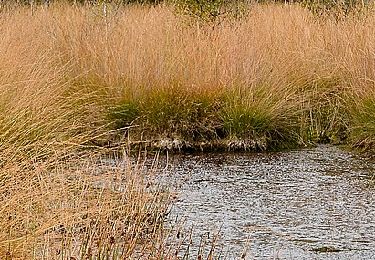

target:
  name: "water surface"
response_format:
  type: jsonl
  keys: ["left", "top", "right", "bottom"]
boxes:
{"left": 160, "top": 145, "right": 375, "bottom": 259}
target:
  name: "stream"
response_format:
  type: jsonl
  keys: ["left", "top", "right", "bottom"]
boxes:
{"left": 158, "top": 145, "right": 375, "bottom": 259}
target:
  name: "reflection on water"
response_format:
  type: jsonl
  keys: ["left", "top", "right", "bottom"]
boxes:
{"left": 159, "top": 145, "right": 375, "bottom": 259}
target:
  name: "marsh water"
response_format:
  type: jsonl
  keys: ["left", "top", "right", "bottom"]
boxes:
{"left": 158, "top": 145, "right": 375, "bottom": 259}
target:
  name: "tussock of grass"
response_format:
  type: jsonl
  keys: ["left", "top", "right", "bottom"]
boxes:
{"left": 348, "top": 90, "right": 375, "bottom": 151}
{"left": 219, "top": 84, "right": 302, "bottom": 150}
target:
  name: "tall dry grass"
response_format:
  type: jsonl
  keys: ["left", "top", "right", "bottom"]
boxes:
{"left": 26, "top": 2, "right": 374, "bottom": 150}
{"left": 0, "top": 155, "right": 172, "bottom": 259}
{"left": 1, "top": 2, "right": 375, "bottom": 259}
{"left": 0, "top": 4, "right": 171, "bottom": 259}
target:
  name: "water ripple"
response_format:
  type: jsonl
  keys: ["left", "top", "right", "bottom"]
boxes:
{"left": 160, "top": 145, "right": 375, "bottom": 259}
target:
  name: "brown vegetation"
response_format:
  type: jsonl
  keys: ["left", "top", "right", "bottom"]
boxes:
{"left": 1, "top": 2, "right": 375, "bottom": 259}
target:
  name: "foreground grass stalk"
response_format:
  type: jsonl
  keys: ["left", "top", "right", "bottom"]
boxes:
{"left": 0, "top": 153, "right": 171, "bottom": 259}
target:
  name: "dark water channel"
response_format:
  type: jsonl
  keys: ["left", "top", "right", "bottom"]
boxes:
{"left": 159, "top": 145, "right": 375, "bottom": 259}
